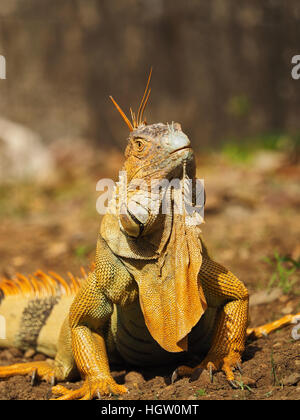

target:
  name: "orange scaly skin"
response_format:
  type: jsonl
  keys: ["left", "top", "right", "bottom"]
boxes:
{"left": 0, "top": 84, "right": 299, "bottom": 399}
{"left": 180, "top": 252, "right": 250, "bottom": 382}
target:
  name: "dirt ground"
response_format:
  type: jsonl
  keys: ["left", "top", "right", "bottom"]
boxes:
{"left": 0, "top": 143, "right": 299, "bottom": 400}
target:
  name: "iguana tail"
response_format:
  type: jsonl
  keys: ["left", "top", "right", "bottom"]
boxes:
{"left": 247, "top": 312, "right": 300, "bottom": 339}
{"left": 0, "top": 269, "right": 86, "bottom": 357}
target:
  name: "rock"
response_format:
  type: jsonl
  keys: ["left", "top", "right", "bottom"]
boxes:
{"left": 0, "top": 117, "right": 55, "bottom": 184}
{"left": 278, "top": 295, "right": 289, "bottom": 303}
{"left": 8, "top": 347, "right": 23, "bottom": 358}
{"left": 24, "top": 348, "right": 36, "bottom": 359}
{"left": 0, "top": 350, "right": 14, "bottom": 360}
{"left": 281, "top": 305, "right": 294, "bottom": 315}
{"left": 282, "top": 373, "right": 300, "bottom": 386}
{"left": 240, "top": 376, "right": 257, "bottom": 388}
{"left": 0, "top": 347, "right": 24, "bottom": 360}
{"left": 249, "top": 288, "right": 282, "bottom": 307}
{"left": 124, "top": 371, "right": 145, "bottom": 385}
{"left": 191, "top": 369, "right": 211, "bottom": 386}
{"left": 33, "top": 353, "right": 46, "bottom": 362}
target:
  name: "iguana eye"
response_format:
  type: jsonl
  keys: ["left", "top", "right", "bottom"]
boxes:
{"left": 134, "top": 138, "right": 145, "bottom": 152}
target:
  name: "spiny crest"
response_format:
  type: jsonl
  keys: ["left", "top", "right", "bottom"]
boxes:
{"left": 109, "top": 67, "right": 152, "bottom": 131}
{"left": 0, "top": 267, "right": 89, "bottom": 299}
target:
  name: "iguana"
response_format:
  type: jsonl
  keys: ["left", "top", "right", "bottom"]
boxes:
{"left": 0, "top": 72, "right": 299, "bottom": 400}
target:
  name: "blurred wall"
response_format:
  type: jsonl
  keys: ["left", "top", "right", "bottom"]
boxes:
{"left": 0, "top": 0, "right": 299, "bottom": 149}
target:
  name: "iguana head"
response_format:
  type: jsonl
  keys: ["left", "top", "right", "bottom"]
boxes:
{"left": 110, "top": 69, "right": 195, "bottom": 183}
{"left": 109, "top": 71, "right": 197, "bottom": 238}
{"left": 116, "top": 122, "right": 196, "bottom": 238}
{"left": 123, "top": 122, "right": 195, "bottom": 183}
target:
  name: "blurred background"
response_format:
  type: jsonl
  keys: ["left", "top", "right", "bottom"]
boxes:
{"left": 0, "top": 0, "right": 299, "bottom": 306}
{"left": 0, "top": 0, "right": 300, "bottom": 148}
{"left": 0, "top": 2, "right": 300, "bottom": 400}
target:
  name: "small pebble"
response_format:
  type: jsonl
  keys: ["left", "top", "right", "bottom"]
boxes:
{"left": 33, "top": 353, "right": 46, "bottom": 362}
{"left": 282, "top": 373, "right": 300, "bottom": 386}
{"left": 281, "top": 305, "right": 294, "bottom": 315}
{"left": 0, "top": 350, "right": 14, "bottom": 361}
{"left": 9, "top": 348, "right": 23, "bottom": 358}
{"left": 24, "top": 348, "right": 36, "bottom": 359}
{"left": 240, "top": 376, "right": 257, "bottom": 387}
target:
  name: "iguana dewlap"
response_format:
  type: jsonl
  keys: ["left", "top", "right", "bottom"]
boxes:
{"left": 1, "top": 79, "right": 299, "bottom": 400}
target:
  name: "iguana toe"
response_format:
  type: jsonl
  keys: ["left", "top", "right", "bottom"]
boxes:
{"left": 0, "top": 361, "right": 55, "bottom": 383}
{"left": 172, "top": 351, "right": 243, "bottom": 386}
{"left": 51, "top": 377, "right": 128, "bottom": 400}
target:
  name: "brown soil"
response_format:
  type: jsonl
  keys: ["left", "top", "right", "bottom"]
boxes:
{"left": 0, "top": 146, "right": 299, "bottom": 400}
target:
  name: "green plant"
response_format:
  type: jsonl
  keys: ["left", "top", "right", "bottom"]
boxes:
{"left": 194, "top": 388, "right": 206, "bottom": 397}
{"left": 234, "top": 375, "right": 254, "bottom": 393}
{"left": 270, "top": 351, "right": 281, "bottom": 387}
{"left": 264, "top": 390, "right": 273, "bottom": 398}
{"left": 220, "top": 132, "right": 299, "bottom": 164}
{"left": 264, "top": 252, "right": 299, "bottom": 294}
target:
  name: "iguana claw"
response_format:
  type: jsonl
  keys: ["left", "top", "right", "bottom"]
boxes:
{"left": 228, "top": 380, "right": 239, "bottom": 389}
{"left": 171, "top": 368, "right": 179, "bottom": 384}
{"left": 51, "top": 377, "right": 128, "bottom": 400}
{"left": 30, "top": 368, "right": 37, "bottom": 386}
{"left": 236, "top": 363, "right": 243, "bottom": 375}
{"left": 172, "top": 351, "right": 243, "bottom": 388}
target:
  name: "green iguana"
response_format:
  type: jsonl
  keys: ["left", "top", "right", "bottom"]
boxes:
{"left": 0, "top": 72, "right": 299, "bottom": 400}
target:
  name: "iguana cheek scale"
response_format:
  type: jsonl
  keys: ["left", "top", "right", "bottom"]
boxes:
{"left": 0, "top": 73, "right": 299, "bottom": 400}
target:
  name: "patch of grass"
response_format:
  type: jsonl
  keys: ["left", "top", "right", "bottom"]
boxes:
{"left": 221, "top": 132, "right": 299, "bottom": 164}
{"left": 234, "top": 374, "right": 254, "bottom": 394}
{"left": 264, "top": 390, "right": 273, "bottom": 398}
{"left": 194, "top": 388, "right": 206, "bottom": 397}
{"left": 222, "top": 143, "right": 253, "bottom": 163}
{"left": 264, "top": 252, "right": 299, "bottom": 294}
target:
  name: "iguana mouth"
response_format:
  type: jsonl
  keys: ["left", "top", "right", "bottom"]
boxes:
{"left": 171, "top": 146, "right": 192, "bottom": 154}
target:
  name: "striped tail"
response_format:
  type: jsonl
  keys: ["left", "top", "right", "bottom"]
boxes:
{"left": 0, "top": 268, "right": 88, "bottom": 357}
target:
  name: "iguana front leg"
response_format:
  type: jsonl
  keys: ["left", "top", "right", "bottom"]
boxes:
{"left": 176, "top": 254, "right": 249, "bottom": 385}
{"left": 52, "top": 238, "right": 138, "bottom": 400}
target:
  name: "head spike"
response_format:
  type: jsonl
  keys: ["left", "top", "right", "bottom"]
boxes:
{"left": 130, "top": 107, "right": 137, "bottom": 128}
{"left": 109, "top": 96, "right": 134, "bottom": 131}
{"left": 109, "top": 67, "right": 153, "bottom": 131}
{"left": 140, "top": 87, "right": 151, "bottom": 124}
{"left": 137, "top": 67, "right": 153, "bottom": 126}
